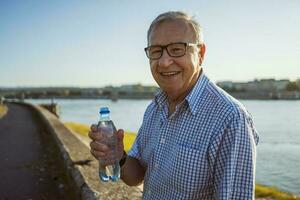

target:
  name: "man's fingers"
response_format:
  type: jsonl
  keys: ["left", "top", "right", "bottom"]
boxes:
{"left": 90, "top": 149, "right": 100, "bottom": 160}
{"left": 89, "top": 126, "right": 125, "bottom": 162}
{"left": 90, "top": 141, "right": 109, "bottom": 151}
{"left": 90, "top": 148, "right": 116, "bottom": 163}
{"left": 88, "top": 131, "right": 101, "bottom": 140}
{"left": 90, "top": 124, "right": 98, "bottom": 132}
{"left": 90, "top": 141, "right": 112, "bottom": 161}
{"left": 90, "top": 149, "right": 106, "bottom": 158}
{"left": 88, "top": 131, "right": 100, "bottom": 140}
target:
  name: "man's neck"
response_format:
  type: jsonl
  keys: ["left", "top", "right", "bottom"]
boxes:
{"left": 167, "top": 94, "right": 187, "bottom": 116}
{"left": 167, "top": 70, "right": 202, "bottom": 116}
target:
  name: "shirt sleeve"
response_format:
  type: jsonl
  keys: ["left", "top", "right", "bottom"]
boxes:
{"left": 127, "top": 101, "right": 149, "bottom": 161}
{"left": 209, "top": 110, "right": 259, "bottom": 200}
{"left": 128, "top": 127, "right": 143, "bottom": 161}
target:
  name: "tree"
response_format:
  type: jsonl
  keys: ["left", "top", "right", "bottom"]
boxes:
{"left": 286, "top": 82, "right": 300, "bottom": 91}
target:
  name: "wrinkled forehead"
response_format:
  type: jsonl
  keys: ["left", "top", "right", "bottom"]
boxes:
{"left": 148, "top": 19, "right": 196, "bottom": 46}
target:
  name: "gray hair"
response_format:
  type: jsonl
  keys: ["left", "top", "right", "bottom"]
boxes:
{"left": 147, "top": 11, "right": 204, "bottom": 45}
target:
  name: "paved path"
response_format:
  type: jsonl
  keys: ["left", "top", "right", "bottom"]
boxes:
{"left": 0, "top": 103, "right": 77, "bottom": 200}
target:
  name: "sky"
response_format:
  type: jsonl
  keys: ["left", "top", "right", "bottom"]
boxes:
{"left": 1, "top": 0, "right": 299, "bottom": 87}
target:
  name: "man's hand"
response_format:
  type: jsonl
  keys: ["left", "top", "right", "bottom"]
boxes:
{"left": 88, "top": 124, "right": 125, "bottom": 165}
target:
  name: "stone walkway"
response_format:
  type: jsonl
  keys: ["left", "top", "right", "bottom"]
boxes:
{"left": 0, "top": 103, "right": 77, "bottom": 200}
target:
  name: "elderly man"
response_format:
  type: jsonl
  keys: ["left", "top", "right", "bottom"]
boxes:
{"left": 89, "top": 11, "right": 259, "bottom": 199}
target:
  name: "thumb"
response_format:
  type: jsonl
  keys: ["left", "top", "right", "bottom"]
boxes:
{"left": 116, "top": 129, "right": 125, "bottom": 159}
{"left": 117, "top": 129, "right": 124, "bottom": 141}
{"left": 117, "top": 129, "right": 125, "bottom": 149}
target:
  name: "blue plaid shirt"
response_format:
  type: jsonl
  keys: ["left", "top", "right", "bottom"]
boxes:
{"left": 128, "top": 72, "right": 259, "bottom": 200}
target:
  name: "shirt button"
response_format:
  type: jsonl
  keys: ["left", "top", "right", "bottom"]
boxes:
{"left": 160, "top": 138, "right": 166, "bottom": 144}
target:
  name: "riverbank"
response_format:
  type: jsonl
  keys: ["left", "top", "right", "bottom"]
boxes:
{"left": 65, "top": 121, "right": 300, "bottom": 200}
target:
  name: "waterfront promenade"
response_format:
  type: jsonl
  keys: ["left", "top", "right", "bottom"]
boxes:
{"left": 0, "top": 103, "right": 77, "bottom": 199}
{"left": 0, "top": 102, "right": 142, "bottom": 200}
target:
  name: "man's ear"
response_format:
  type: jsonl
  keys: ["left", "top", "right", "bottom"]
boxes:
{"left": 198, "top": 43, "right": 206, "bottom": 65}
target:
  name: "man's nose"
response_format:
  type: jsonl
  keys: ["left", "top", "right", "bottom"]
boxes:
{"left": 158, "top": 49, "right": 174, "bottom": 68}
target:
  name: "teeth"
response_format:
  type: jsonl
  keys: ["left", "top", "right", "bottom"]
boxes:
{"left": 161, "top": 71, "right": 179, "bottom": 76}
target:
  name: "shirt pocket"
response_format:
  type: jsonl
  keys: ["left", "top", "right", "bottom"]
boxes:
{"left": 169, "top": 144, "right": 211, "bottom": 193}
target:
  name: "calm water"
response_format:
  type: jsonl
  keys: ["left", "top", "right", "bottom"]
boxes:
{"left": 27, "top": 99, "right": 300, "bottom": 194}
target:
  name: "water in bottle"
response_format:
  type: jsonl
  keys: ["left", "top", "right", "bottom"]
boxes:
{"left": 97, "top": 107, "right": 120, "bottom": 182}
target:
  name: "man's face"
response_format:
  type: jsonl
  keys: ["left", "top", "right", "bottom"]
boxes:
{"left": 148, "top": 20, "right": 205, "bottom": 100}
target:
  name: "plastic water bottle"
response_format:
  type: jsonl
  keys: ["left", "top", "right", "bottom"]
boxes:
{"left": 97, "top": 107, "right": 120, "bottom": 182}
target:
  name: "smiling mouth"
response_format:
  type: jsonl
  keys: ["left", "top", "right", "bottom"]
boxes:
{"left": 160, "top": 71, "right": 181, "bottom": 76}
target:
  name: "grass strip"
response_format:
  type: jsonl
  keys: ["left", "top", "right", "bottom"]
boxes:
{"left": 0, "top": 104, "right": 8, "bottom": 119}
{"left": 255, "top": 184, "right": 300, "bottom": 200}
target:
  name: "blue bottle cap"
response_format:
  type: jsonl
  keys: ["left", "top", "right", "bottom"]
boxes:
{"left": 99, "top": 107, "right": 110, "bottom": 114}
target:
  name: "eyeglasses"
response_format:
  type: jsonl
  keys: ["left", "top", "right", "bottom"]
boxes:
{"left": 144, "top": 42, "right": 198, "bottom": 60}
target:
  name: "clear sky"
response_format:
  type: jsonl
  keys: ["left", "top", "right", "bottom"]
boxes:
{"left": 1, "top": 0, "right": 299, "bottom": 87}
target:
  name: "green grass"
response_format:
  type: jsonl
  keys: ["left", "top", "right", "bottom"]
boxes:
{"left": 0, "top": 104, "right": 7, "bottom": 119}
{"left": 255, "top": 184, "right": 300, "bottom": 200}
{"left": 65, "top": 121, "right": 300, "bottom": 199}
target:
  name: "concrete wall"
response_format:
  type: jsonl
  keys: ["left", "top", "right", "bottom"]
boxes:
{"left": 26, "top": 103, "right": 142, "bottom": 200}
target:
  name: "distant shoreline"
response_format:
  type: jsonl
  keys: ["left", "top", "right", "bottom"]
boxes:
{"left": 23, "top": 95, "right": 300, "bottom": 101}
{"left": 3, "top": 91, "right": 300, "bottom": 101}
{"left": 6, "top": 96, "right": 300, "bottom": 101}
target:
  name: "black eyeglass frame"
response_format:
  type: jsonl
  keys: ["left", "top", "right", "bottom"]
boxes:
{"left": 144, "top": 42, "right": 199, "bottom": 60}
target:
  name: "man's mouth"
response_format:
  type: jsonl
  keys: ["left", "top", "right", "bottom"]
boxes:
{"left": 160, "top": 71, "right": 181, "bottom": 77}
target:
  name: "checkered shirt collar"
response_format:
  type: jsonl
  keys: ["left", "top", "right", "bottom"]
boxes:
{"left": 154, "top": 70, "right": 209, "bottom": 115}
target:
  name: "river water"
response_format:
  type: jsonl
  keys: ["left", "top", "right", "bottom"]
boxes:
{"left": 27, "top": 99, "right": 300, "bottom": 194}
